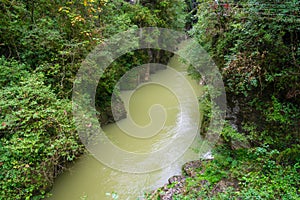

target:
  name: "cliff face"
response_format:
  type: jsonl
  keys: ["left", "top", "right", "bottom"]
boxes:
{"left": 98, "top": 94, "right": 127, "bottom": 125}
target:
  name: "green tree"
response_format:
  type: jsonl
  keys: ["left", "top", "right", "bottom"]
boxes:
{"left": 191, "top": 0, "right": 300, "bottom": 159}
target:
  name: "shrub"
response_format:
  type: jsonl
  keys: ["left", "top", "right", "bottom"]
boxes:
{"left": 0, "top": 59, "right": 83, "bottom": 199}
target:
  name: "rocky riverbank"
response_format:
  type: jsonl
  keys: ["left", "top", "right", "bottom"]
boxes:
{"left": 145, "top": 158, "right": 239, "bottom": 200}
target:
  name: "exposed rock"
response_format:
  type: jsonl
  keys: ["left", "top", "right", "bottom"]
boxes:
{"left": 146, "top": 157, "right": 238, "bottom": 200}
{"left": 111, "top": 94, "right": 127, "bottom": 121}
{"left": 160, "top": 175, "right": 186, "bottom": 200}
{"left": 146, "top": 160, "right": 213, "bottom": 200}
{"left": 225, "top": 96, "right": 251, "bottom": 150}
{"left": 231, "top": 139, "right": 251, "bottom": 150}
{"left": 98, "top": 94, "right": 127, "bottom": 125}
{"left": 182, "top": 160, "right": 204, "bottom": 177}
{"left": 211, "top": 178, "right": 239, "bottom": 195}
{"left": 201, "top": 151, "right": 214, "bottom": 160}
{"left": 138, "top": 66, "right": 150, "bottom": 83}
{"left": 226, "top": 97, "right": 241, "bottom": 132}
{"left": 168, "top": 175, "right": 185, "bottom": 185}
{"left": 199, "top": 75, "right": 206, "bottom": 85}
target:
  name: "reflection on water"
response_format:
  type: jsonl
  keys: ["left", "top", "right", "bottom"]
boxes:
{"left": 48, "top": 55, "right": 207, "bottom": 200}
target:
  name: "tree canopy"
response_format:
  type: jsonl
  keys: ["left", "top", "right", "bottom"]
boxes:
{"left": 0, "top": 0, "right": 299, "bottom": 199}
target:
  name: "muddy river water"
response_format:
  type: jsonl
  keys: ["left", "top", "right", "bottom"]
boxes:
{"left": 48, "top": 55, "right": 209, "bottom": 200}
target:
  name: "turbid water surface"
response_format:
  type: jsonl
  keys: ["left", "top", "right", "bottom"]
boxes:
{"left": 48, "top": 55, "right": 209, "bottom": 200}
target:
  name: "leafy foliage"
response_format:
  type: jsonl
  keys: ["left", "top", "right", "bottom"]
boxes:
{"left": 0, "top": 0, "right": 188, "bottom": 199}
{"left": 0, "top": 58, "right": 83, "bottom": 199}
{"left": 190, "top": 0, "right": 300, "bottom": 157}
{"left": 2, "top": 0, "right": 299, "bottom": 199}
{"left": 171, "top": 146, "right": 300, "bottom": 200}
{"left": 171, "top": 1, "right": 300, "bottom": 199}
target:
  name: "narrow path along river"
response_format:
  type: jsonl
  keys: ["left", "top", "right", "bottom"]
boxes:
{"left": 48, "top": 54, "right": 209, "bottom": 200}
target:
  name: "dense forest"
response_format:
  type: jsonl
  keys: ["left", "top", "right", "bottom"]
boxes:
{"left": 0, "top": 0, "right": 299, "bottom": 199}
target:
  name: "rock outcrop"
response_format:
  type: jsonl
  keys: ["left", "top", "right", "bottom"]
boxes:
{"left": 98, "top": 94, "right": 127, "bottom": 125}
{"left": 145, "top": 160, "right": 207, "bottom": 200}
{"left": 145, "top": 158, "right": 239, "bottom": 200}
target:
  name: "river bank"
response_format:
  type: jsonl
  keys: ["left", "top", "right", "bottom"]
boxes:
{"left": 145, "top": 145, "right": 300, "bottom": 200}
{"left": 145, "top": 159, "right": 238, "bottom": 200}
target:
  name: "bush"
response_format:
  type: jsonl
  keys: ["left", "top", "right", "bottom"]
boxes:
{"left": 171, "top": 146, "right": 300, "bottom": 200}
{"left": 0, "top": 58, "right": 83, "bottom": 199}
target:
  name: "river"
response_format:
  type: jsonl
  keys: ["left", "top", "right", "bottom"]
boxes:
{"left": 48, "top": 54, "right": 208, "bottom": 200}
